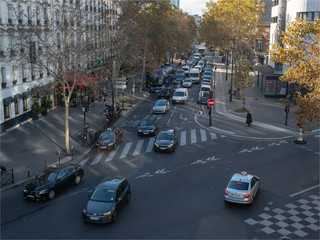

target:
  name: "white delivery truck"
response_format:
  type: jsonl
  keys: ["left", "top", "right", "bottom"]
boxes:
{"left": 189, "top": 68, "right": 200, "bottom": 84}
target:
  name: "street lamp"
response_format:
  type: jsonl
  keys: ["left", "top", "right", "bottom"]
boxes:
{"left": 229, "top": 38, "right": 235, "bottom": 102}
{"left": 82, "top": 95, "right": 89, "bottom": 147}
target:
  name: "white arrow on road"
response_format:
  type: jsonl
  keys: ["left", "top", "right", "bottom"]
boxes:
{"left": 155, "top": 168, "right": 171, "bottom": 174}
{"left": 180, "top": 113, "right": 187, "bottom": 121}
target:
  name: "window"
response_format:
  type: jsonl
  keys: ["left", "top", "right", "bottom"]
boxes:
{"left": 22, "top": 64, "right": 27, "bottom": 82}
{"left": 15, "top": 101, "right": 20, "bottom": 115}
{"left": 273, "top": 0, "right": 279, "bottom": 6}
{"left": 13, "top": 65, "right": 18, "bottom": 85}
{"left": 272, "top": 17, "right": 278, "bottom": 23}
{"left": 4, "top": 105, "right": 10, "bottom": 119}
{"left": 1, "top": 67, "right": 6, "bottom": 83}
{"left": 18, "top": 5, "right": 23, "bottom": 24}
{"left": 7, "top": 4, "right": 12, "bottom": 24}
{"left": 27, "top": 6, "right": 32, "bottom": 24}
{"left": 23, "top": 98, "right": 29, "bottom": 111}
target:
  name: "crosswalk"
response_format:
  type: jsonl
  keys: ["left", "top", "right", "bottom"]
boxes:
{"left": 80, "top": 128, "right": 221, "bottom": 167}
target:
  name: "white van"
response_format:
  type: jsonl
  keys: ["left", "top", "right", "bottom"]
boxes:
{"left": 189, "top": 68, "right": 200, "bottom": 84}
{"left": 182, "top": 65, "right": 189, "bottom": 73}
{"left": 200, "top": 84, "right": 211, "bottom": 93}
{"left": 172, "top": 88, "right": 188, "bottom": 104}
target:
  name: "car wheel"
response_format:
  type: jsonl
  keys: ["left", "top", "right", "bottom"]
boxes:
{"left": 74, "top": 175, "right": 82, "bottom": 185}
{"left": 112, "top": 210, "right": 117, "bottom": 223}
{"left": 126, "top": 192, "right": 131, "bottom": 203}
{"left": 47, "top": 190, "right": 55, "bottom": 200}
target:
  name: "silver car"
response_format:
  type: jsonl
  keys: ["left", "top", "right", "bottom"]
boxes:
{"left": 224, "top": 171, "right": 260, "bottom": 205}
{"left": 182, "top": 78, "right": 193, "bottom": 88}
{"left": 153, "top": 99, "right": 170, "bottom": 114}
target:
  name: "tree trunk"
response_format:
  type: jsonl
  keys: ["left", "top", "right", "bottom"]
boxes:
{"left": 65, "top": 101, "right": 70, "bottom": 155}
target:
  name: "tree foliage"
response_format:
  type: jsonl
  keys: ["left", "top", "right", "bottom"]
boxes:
{"left": 200, "top": 0, "right": 265, "bottom": 56}
{"left": 270, "top": 18, "right": 320, "bottom": 130}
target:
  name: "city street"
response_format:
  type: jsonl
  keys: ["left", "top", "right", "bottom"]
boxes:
{"left": 1, "top": 72, "right": 319, "bottom": 239}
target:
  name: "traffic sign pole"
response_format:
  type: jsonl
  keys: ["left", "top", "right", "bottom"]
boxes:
{"left": 207, "top": 99, "right": 215, "bottom": 127}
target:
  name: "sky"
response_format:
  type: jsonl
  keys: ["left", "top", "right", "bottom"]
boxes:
{"left": 180, "top": 0, "right": 209, "bottom": 16}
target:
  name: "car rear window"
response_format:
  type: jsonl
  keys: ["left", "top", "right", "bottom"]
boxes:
{"left": 228, "top": 181, "right": 249, "bottom": 190}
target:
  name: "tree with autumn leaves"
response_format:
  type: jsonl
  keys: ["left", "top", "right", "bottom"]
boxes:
{"left": 270, "top": 18, "right": 320, "bottom": 131}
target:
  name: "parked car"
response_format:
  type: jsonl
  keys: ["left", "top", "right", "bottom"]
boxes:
{"left": 153, "top": 99, "right": 170, "bottom": 114}
{"left": 154, "top": 129, "right": 178, "bottom": 152}
{"left": 138, "top": 117, "right": 158, "bottom": 136}
{"left": 96, "top": 128, "right": 123, "bottom": 150}
{"left": 202, "top": 71, "right": 212, "bottom": 81}
{"left": 197, "top": 91, "right": 210, "bottom": 105}
{"left": 200, "top": 84, "right": 211, "bottom": 93}
{"left": 182, "top": 65, "right": 189, "bottom": 73}
{"left": 23, "top": 164, "right": 84, "bottom": 201}
{"left": 224, "top": 171, "right": 260, "bottom": 205}
{"left": 158, "top": 88, "right": 172, "bottom": 99}
{"left": 82, "top": 176, "right": 131, "bottom": 223}
{"left": 182, "top": 78, "right": 193, "bottom": 88}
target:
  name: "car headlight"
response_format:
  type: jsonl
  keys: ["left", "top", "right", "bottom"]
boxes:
{"left": 83, "top": 208, "right": 87, "bottom": 214}
{"left": 108, "top": 143, "right": 114, "bottom": 146}
{"left": 168, "top": 143, "right": 173, "bottom": 148}
{"left": 150, "top": 129, "right": 154, "bottom": 132}
{"left": 154, "top": 142, "right": 159, "bottom": 147}
{"left": 104, "top": 210, "right": 112, "bottom": 216}
{"left": 138, "top": 129, "right": 142, "bottom": 132}
{"left": 23, "top": 189, "right": 28, "bottom": 193}
{"left": 39, "top": 189, "right": 48, "bottom": 194}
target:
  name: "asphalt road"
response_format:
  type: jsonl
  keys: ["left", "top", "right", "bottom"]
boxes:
{"left": 1, "top": 68, "right": 319, "bottom": 239}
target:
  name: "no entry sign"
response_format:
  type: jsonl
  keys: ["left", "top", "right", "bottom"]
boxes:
{"left": 207, "top": 99, "right": 215, "bottom": 107}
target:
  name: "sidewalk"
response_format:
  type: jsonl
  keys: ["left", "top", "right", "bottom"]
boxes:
{"left": 0, "top": 90, "right": 149, "bottom": 191}
{"left": 196, "top": 60, "right": 302, "bottom": 139}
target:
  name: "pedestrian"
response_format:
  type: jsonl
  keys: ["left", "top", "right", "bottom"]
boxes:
{"left": 91, "top": 96, "right": 95, "bottom": 107}
{"left": 246, "top": 110, "right": 253, "bottom": 126}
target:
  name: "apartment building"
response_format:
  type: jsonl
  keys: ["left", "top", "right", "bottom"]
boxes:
{"left": 0, "top": 0, "right": 118, "bottom": 133}
{"left": 254, "top": 0, "right": 320, "bottom": 97}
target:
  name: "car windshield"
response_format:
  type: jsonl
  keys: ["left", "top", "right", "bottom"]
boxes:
{"left": 141, "top": 119, "right": 153, "bottom": 127}
{"left": 160, "top": 89, "right": 169, "bottom": 94}
{"left": 100, "top": 131, "right": 114, "bottom": 139}
{"left": 158, "top": 132, "right": 174, "bottom": 140}
{"left": 155, "top": 100, "right": 165, "bottom": 106}
{"left": 204, "top": 73, "right": 212, "bottom": 77}
{"left": 173, "top": 82, "right": 179, "bottom": 86}
{"left": 37, "top": 170, "right": 58, "bottom": 181}
{"left": 90, "top": 188, "right": 115, "bottom": 202}
{"left": 200, "top": 92, "right": 209, "bottom": 97}
{"left": 228, "top": 181, "right": 249, "bottom": 190}
{"left": 190, "top": 73, "right": 199, "bottom": 77}
{"left": 174, "top": 91, "right": 185, "bottom": 96}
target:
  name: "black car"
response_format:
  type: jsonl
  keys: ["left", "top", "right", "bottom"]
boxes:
{"left": 138, "top": 117, "right": 158, "bottom": 136}
{"left": 158, "top": 88, "right": 172, "bottom": 99}
{"left": 23, "top": 164, "right": 84, "bottom": 201}
{"left": 197, "top": 91, "right": 210, "bottom": 104}
{"left": 82, "top": 176, "right": 131, "bottom": 223}
{"left": 154, "top": 129, "right": 178, "bottom": 152}
{"left": 96, "top": 128, "right": 123, "bottom": 150}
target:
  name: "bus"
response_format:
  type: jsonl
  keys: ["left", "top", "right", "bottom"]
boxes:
{"left": 150, "top": 70, "right": 166, "bottom": 93}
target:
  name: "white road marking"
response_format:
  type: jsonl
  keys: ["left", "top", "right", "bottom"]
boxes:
{"left": 191, "top": 129, "right": 197, "bottom": 144}
{"left": 105, "top": 149, "right": 117, "bottom": 161}
{"left": 133, "top": 139, "right": 144, "bottom": 156}
{"left": 146, "top": 138, "right": 155, "bottom": 153}
{"left": 289, "top": 184, "right": 320, "bottom": 197}
{"left": 180, "top": 131, "right": 186, "bottom": 146}
{"left": 200, "top": 129, "right": 207, "bottom": 142}
{"left": 91, "top": 152, "right": 104, "bottom": 165}
{"left": 79, "top": 157, "right": 90, "bottom": 167}
{"left": 210, "top": 132, "right": 217, "bottom": 139}
{"left": 120, "top": 142, "right": 132, "bottom": 158}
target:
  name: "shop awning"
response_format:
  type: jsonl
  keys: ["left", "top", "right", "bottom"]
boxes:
{"left": 14, "top": 94, "right": 23, "bottom": 101}
{"left": 3, "top": 97, "right": 14, "bottom": 105}
{"left": 22, "top": 91, "right": 31, "bottom": 99}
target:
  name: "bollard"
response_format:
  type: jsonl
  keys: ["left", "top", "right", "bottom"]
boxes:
{"left": 58, "top": 151, "right": 61, "bottom": 165}
{"left": 71, "top": 145, "right": 74, "bottom": 159}
{"left": 27, "top": 167, "right": 30, "bottom": 178}
{"left": 44, "top": 160, "right": 47, "bottom": 169}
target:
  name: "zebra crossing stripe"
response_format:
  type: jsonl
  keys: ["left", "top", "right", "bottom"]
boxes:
{"left": 200, "top": 129, "right": 207, "bottom": 142}
{"left": 210, "top": 132, "right": 217, "bottom": 139}
{"left": 191, "top": 129, "right": 197, "bottom": 144}
{"left": 133, "top": 139, "right": 144, "bottom": 156}
{"left": 180, "top": 131, "right": 186, "bottom": 146}
{"left": 120, "top": 142, "right": 132, "bottom": 158}
{"left": 146, "top": 138, "right": 155, "bottom": 153}
{"left": 106, "top": 149, "right": 117, "bottom": 161}
{"left": 91, "top": 152, "right": 104, "bottom": 165}
{"left": 79, "top": 157, "right": 90, "bottom": 167}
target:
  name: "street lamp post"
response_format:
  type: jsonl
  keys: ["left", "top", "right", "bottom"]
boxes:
{"left": 82, "top": 95, "right": 88, "bottom": 147}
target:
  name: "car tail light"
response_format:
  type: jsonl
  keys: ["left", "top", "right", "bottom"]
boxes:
{"left": 224, "top": 190, "right": 228, "bottom": 195}
{"left": 244, "top": 193, "right": 250, "bottom": 198}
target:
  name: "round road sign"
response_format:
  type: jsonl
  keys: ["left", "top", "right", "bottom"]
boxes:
{"left": 207, "top": 98, "right": 215, "bottom": 107}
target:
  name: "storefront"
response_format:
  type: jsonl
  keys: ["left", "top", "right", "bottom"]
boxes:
{"left": 253, "top": 64, "right": 287, "bottom": 97}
